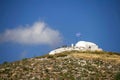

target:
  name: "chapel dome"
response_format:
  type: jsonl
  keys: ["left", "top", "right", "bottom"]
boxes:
{"left": 75, "top": 41, "right": 100, "bottom": 51}
{"left": 75, "top": 41, "right": 97, "bottom": 47}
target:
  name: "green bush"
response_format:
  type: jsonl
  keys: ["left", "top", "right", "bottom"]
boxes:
{"left": 22, "top": 58, "right": 28, "bottom": 61}
{"left": 114, "top": 72, "right": 120, "bottom": 80}
{"left": 3, "top": 61, "right": 9, "bottom": 65}
{"left": 55, "top": 53, "right": 68, "bottom": 57}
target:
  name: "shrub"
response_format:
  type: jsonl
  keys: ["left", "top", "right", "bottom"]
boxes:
{"left": 22, "top": 58, "right": 28, "bottom": 61}
{"left": 114, "top": 72, "right": 120, "bottom": 80}
{"left": 47, "top": 55, "right": 55, "bottom": 59}
{"left": 55, "top": 53, "right": 68, "bottom": 57}
{"left": 3, "top": 61, "right": 8, "bottom": 65}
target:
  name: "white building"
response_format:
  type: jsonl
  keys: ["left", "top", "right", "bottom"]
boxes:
{"left": 75, "top": 41, "right": 102, "bottom": 51}
{"left": 49, "top": 41, "right": 102, "bottom": 55}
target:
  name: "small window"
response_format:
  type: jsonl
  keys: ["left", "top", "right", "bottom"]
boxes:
{"left": 89, "top": 46, "right": 91, "bottom": 49}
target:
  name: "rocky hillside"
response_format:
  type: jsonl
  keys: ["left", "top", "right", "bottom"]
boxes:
{"left": 0, "top": 51, "right": 120, "bottom": 80}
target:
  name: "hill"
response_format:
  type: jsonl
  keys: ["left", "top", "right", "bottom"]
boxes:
{"left": 0, "top": 51, "right": 120, "bottom": 80}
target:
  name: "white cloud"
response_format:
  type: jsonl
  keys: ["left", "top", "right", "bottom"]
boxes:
{"left": 76, "top": 32, "right": 81, "bottom": 37}
{"left": 0, "top": 21, "right": 62, "bottom": 45}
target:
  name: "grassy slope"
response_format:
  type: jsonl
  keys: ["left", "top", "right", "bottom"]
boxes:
{"left": 0, "top": 51, "right": 120, "bottom": 80}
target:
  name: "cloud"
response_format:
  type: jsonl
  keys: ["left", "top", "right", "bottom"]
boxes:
{"left": 0, "top": 21, "right": 62, "bottom": 45}
{"left": 76, "top": 32, "right": 81, "bottom": 37}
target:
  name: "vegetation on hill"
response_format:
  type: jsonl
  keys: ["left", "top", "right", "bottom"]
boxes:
{"left": 0, "top": 51, "right": 120, "bottom": 80}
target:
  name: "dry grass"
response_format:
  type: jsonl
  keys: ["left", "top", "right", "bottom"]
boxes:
{"left": 70, "top": 52, "right": 120, "bottom": 63}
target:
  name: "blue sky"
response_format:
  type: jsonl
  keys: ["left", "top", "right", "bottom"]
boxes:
{"left": 0, "top": 0, "right": 120, "bottom": 63}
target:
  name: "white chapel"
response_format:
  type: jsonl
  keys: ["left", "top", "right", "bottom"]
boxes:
{"left": 49, "top": 41, "right": 102, "bottom": 55}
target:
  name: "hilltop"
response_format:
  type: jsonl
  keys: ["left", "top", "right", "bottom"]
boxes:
{"left": 0, "top": 51, "right": 120, "bottom": 80}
